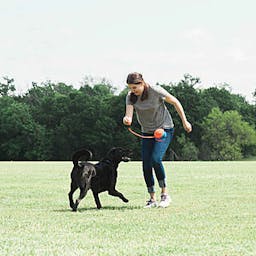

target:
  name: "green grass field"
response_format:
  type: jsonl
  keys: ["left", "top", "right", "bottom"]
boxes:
{"left": 0, "top": 161, "right": 255, "bottom": 256}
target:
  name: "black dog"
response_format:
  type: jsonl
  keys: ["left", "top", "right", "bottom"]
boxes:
{"left": 68, "top": 147, "right": 131, "bottom": 211}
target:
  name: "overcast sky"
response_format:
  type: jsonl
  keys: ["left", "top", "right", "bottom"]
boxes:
{"left": 1, "top": 0, "right": 255, "bottom": 102}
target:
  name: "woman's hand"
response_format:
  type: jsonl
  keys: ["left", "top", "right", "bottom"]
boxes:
{"left": 183, "top": 120, "right": 192, "bottom": 133}
{"left": 123, "top": 116, "right": 132, "bottom": 126}
{"left": 165, "top": 95, "right": 192, "bottom": 133}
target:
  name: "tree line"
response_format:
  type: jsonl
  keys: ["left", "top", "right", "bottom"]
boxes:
{"left": 0, "top": 74, "right": 255, "bottom": 161}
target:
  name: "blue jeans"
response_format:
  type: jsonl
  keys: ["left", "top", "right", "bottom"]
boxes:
{"left": 141, "top": 128, "right": 174, "bottom": 193}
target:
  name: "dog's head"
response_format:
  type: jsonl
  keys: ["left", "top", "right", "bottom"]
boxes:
{"left": 107, "top": 147, "right": 132, "bottom": 164}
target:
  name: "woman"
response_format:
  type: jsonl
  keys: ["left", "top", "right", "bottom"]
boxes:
{"left": 123, "top": 72, "right": 192, "bottom": 208}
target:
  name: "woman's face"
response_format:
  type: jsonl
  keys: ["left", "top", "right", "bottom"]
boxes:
{"left": 128, "top": 82, "right": 144, "bottom": 96}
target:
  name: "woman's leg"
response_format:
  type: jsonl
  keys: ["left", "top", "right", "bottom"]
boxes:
{"left": 142, "top": 137, "right": 155, "bottom": 197}
{"left": 152, "top": 129, "right": 174, "bottom": 190}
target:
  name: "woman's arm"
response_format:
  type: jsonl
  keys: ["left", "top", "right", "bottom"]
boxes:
{"left": 123, "top": 104, "right": 134, "bottom": 126}
{"left": 165, "top": 94, "right": 192, "bottom": 133}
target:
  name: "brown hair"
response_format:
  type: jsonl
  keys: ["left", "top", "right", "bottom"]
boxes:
{"left": 126, "top": 72, "right": 143, "bottom": 84}
{"left": 127, "top": 72, "right": 148, "bottom": 104}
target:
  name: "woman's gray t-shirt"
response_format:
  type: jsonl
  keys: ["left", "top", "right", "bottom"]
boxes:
{"left": 126, "top": 85, "right": 174, "bottom": 133}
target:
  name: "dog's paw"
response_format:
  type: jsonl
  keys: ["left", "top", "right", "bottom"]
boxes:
{"left": 72, "top": 203, "right": 78, "bottom": 212}
{"left": 123, "top": 198, "right": 129, "bottom": 203}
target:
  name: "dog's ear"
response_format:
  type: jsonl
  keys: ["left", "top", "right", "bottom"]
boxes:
{"left": 107, "top": 147, "right": 121, "bottom": 160}
{"left": 107, "top": 148, "right": 116, "bottom": 158}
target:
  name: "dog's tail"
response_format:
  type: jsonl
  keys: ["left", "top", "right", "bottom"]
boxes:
{"left": 72, "top": 149, "right": 93, "bottom": 166}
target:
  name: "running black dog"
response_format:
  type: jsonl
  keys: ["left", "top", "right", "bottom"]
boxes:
{"left": 68, "top": 147, "right": 131, "bottom": 211}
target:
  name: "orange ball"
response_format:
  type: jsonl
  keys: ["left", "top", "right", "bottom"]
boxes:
{"left": 154, "top": 128, "right": 165, "bottom": 139}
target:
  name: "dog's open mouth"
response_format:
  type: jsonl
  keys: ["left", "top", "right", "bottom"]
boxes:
{"left": 122, "top": 156, "right": 131, "bottom": 162}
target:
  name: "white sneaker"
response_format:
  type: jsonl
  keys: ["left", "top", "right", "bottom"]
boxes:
{"left": 144, "top": 199, "right": 158, "bottom": 208}
{"left": 158, "top": 194, "right": 171, "bottom": 208}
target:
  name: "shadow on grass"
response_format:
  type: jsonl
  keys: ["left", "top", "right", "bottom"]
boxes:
{"left": 54, "top": 204, "right": 141, "bottom": 213}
